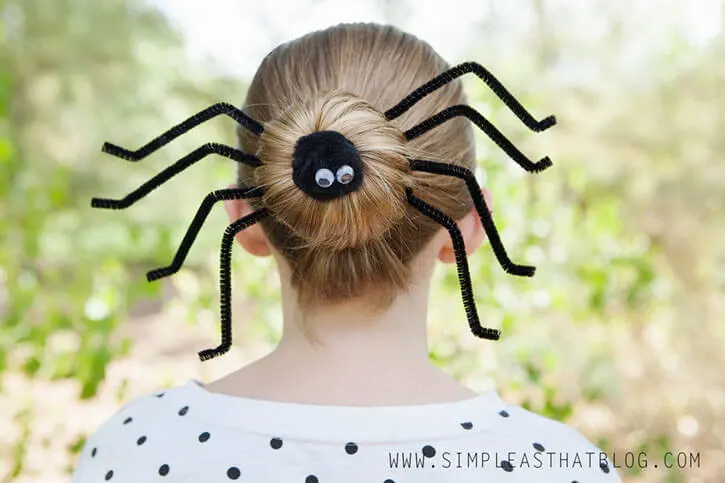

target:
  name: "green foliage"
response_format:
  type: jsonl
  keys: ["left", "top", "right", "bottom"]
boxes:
{"left": 3, "top": 0, "right": 157, "bottom": 398}
{"left": 0, "top": 0, "right": 245, "bottom": 397}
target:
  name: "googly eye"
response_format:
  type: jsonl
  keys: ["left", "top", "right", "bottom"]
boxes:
{"left": 336, "top": 165, "right": 355, "bottom": 185}
{"left": 315, "top": 168, "right": 335, "bottom": 188}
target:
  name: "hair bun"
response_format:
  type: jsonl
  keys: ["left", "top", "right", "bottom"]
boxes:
{"left": 254, "top": 90, "right": 413, "bottom": 251}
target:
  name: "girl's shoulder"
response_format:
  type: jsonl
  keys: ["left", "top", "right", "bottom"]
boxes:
{"left": 468, "top": 402, "right": 620, "bottom": 481}
{"left": 70, "top": 383, "right": 189, "bottom": 483}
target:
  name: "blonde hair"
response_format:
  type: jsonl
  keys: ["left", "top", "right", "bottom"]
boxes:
{"left": 237, "top": 23, "right": 475, "bottom": 312}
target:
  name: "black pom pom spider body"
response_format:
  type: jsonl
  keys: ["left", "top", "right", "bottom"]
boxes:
{"left": 92, "top": 61, "right": 555, "bottom": 361}
{"left": 292, "top": 130, "right": 364, "bottom": 201}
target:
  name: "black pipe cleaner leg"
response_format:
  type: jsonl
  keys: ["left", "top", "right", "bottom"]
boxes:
{"left": 146, "top": 186, "right": 265, "bottom": 282}
{"left": 406, "top": 187, "right": 500, "bottom": 340}
{"left": 385, "top": 61, "right": 556, "bottom": 132}
{"left": 198, "top": 208, "right": 270, "bottom": 362}
{"left": 410, "top": 159, "right": 535, "bottom": 277}
{"left": 102, "top": 103, "right": 264, "bottom": 161}
{"left": 91, "top": 143, "right": 261, "bottom": 210}
{"left": 404, "top": 105, "right": 552, "bottom": 173}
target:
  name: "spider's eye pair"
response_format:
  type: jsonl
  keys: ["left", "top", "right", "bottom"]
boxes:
{"left": 315, "top": 165, "right": 355, "bottom": 188}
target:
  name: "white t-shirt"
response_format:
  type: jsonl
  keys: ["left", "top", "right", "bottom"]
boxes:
{"left": 71, "top": 378, "right": 622, "bottom": 482}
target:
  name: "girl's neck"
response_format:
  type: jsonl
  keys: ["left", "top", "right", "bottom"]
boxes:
{"left": 204, "top": 349, "right": 479, "bottom": 406}
{"left": 204, "top": 293, "right": 478, "bottom": 406}
{"left": 204, "top": 253, "right": 479, "bottom": 405}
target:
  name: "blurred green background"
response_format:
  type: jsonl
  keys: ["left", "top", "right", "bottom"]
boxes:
{"left": 1, "top": 0, "right": 723, "bottom": 482}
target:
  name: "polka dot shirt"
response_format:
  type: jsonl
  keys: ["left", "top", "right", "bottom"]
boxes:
{"left": 71, "top": 379, "right": 621, "bottom": 482}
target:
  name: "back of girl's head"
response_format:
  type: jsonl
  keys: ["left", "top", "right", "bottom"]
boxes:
{"left": 236, "top": 23, "right": 475, "bottom": 312}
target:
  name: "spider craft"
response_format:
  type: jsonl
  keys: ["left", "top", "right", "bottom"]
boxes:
{"left": 92, "top": 61, "right": 556, "bottom": 362}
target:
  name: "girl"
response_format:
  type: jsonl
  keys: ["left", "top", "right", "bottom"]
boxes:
{"left": 73, "top": 22, "right": 621, "bottom": 483}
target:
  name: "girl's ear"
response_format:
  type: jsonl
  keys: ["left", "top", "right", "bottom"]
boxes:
{"left": 222, "top": 184, "right": 272, "bottom": 257}
{"left": 437, "top": 186, "right": 493, "bottom": 264}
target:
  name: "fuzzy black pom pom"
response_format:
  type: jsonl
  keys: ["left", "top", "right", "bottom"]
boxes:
{"left": 292, "top": 130, "right": 363, "bottom": 201}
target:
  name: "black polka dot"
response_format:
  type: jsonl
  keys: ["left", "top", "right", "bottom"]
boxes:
{"left": 227, "top": 466, "right": 241, "bottom": 479}
{"left": 159, "top": 464, "right": 170, "bottom": 476}
{"left": 305, "top": 476, "right": 318, "bottom": 483}
{"left": 156, "top": 392, "right": 165, "bottom": 398}
{"left": 137, "top": 436, "right": 147, "bottom": 445}
{"left": 501, "top": 460, "right": 514, "bottom": 472}
{"left": 422, "top": 445, "right": 436, "bottom": 458}
{"left": 572, "top": 481, "right": 579, "bottom": 483}
{"left": 270, "top": 437, "right": 283, "bottom": 449}
{"left": 533, "top": 442, "right": 545, "bottom": 451}
{"left": 123, "top": 417, "right": 133, "bottom": 424}
{"left": 178, "top": 406, "right": 189, "bottom": 416}
{"left": 600, "top": 462, "right": 610, "bottom": 474}
{"left": 91, "top": 447, "right": 97, "bottom": 457}
{"left": 199, "top": 432, "right": 210, "bottom": 443}
{"left": 345, "top": 442, "right": 358, "bottom": 455}
{"left": 460, "top": 421, "right": 473, "bottom": 430}
{"left": 498, "top": 409, "right": 510, "bottom": 417}
{"left": 104, "top": 470, "right": 113, "bottom": 480}
{"left": 383, "top": 480, "right": 395, "bottom": 483}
